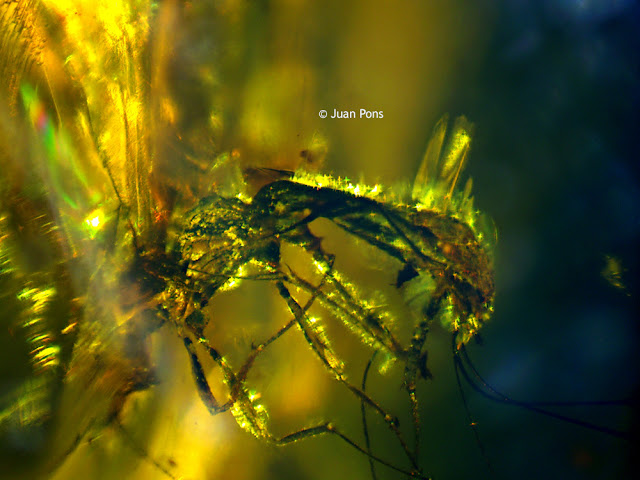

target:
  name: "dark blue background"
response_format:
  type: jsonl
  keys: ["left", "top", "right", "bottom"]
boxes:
{"left": 426, "top": 1, "right": 639, "bottom": 478}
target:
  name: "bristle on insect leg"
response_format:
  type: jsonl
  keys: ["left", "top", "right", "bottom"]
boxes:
{"left": 275, "top": 279, "right": 419, "bottom": 471}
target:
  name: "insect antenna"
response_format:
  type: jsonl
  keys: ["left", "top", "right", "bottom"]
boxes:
{"left": 452, "top": 333, "right": 634, "bottom": 442}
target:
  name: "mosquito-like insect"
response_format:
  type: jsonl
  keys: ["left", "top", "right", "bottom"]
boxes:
{"left": 1, "top": 2, "right": 497, "bottom": 479}
{"left": 160, "top": 113, "right": 495, "bottom": 477}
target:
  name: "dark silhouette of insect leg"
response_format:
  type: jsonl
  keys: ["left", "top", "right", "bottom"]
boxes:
{"left": 284, "top": 266, "right": 404, "bottom": 358}
{"left": 183, "top": 336, "right": 231, "bottom": 415}
{"left": 271, "top": 422, "right": 429, "bottom": 479}
{"left": 235, "top": 280, "right": 321, "bottom": 383}
{"left": 361, "top": 351, "right": 379, "bottom": 480}
{"left": 403, "top": 295, "right": 441, "bottom": 463}
{"left": 275, "top": 280, "right": 421, "bottom": 473}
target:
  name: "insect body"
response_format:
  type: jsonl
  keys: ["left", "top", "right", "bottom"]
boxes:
{"left": 133, "top": 113, "right": 495, "bottom": 477}
{"left": 1, "top": 120, "right": 495, "bottom": 478}
{"left": 1, "top": 1, "right": 497, "bottom": 478}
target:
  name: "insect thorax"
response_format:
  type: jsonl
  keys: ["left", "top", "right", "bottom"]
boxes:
{"left": 251, "top": 178, "right": 495, "bottom": 344}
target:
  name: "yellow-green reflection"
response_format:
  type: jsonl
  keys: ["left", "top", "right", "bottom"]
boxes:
{"left": 1, "top": 1, "right": 493, "bottom": 479}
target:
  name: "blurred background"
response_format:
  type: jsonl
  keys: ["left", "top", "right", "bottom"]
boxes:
{"left": 2, "top": 0, "right": 639, "bottom": 479}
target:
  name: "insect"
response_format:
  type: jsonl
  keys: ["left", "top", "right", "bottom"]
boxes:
{"left": 0, "top": 2, "right": 497, "bottom": 479}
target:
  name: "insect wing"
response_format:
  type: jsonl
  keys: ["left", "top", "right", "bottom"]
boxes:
{"left": 412, "top": 114, "right": 475, "bottom": 205}
{"left": 0, "top": 2, "right": 166, "bottom": 476}
{"left": 438, "top": 116, "right": 474, "bottom": 196}
{"left": 412, "top": 113, "right": 449, "bottom": 199}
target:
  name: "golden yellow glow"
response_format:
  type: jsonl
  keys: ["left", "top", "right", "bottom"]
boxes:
{"left": 61, "top": 322, "right": 78, "bottom": 334}
{"left": 84, "top": 209, "right": 105, "bottom": 234}
{"left": 1, "top": 2, "right": 496, "bottom": 479}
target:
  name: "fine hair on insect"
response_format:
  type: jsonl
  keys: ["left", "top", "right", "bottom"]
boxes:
{"left": 110, "top": 112, "right": 492, "bottom": 480}
{"left": 0, "top": 2, "right": 558, "bottom": 479}
{"left": 3, "top": 3, "right": 636, "bottom": 479}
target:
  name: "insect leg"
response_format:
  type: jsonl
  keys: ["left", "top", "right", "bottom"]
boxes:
{"left": 182, "top": 336, "right": 230, "bottom": 415}
{"left": 178, "top": 267, "right": 316, "bottom": 422}
{"left": 403, "top": 295, "right": 442, "bottom": 463}
{"left": 275, "top": 280, "right": 420, "bottom": 472}
{"left": 285, "top": 264, "right": 404, "bottom": 358}
{"left": 361, "top": 351, "right": 379, "bottom": 480}
{"left": 271, "top": 423, "right": 429, "bottom": 480}
{"left": 159, "top": 287, "right": 232, "bottom": 417}
{"left": 236, "top": 316, "right": 298, "bottom": 382}
{"left": 236, "top": 274, "right": 323, "bottom": 383}
{"left": 405, "top": 319, "right": 428, "bottom": 461}
{"left": 281, "top": 224, "right": 404, "bottom": 355}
